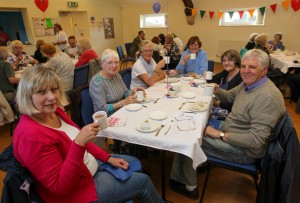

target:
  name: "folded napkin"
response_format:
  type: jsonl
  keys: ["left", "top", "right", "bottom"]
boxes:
{"left": 99, "top": 156, "right": 141, "bottom": 181}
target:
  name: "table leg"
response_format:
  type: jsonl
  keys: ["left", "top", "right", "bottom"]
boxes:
{"left": 161, "top": 150, "right": 173, "bottom": 203}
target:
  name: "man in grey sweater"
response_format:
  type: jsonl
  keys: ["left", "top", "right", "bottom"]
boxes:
{"left": 169, "top": 49, "right": 286, "bottom": 199}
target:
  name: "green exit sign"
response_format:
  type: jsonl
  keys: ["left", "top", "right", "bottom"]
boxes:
{"left": 68, "top": 2, "right": 78, "bottom": 8}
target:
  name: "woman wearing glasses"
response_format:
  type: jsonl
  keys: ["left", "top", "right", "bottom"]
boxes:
{"left": 209, "top": 49, "right": 243, "bottom": 120}
{"left": 89, "top": 49, "right": 144, "bottom": 115}
{"left": 130, "top": 40, "right": 166, "bottom": 89}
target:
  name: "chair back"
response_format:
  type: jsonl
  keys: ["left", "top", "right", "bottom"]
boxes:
{"left": 208, "top": 60, "right": 215, "bottom": 72}
{"left": 80, "top": 87, "right": 95, "bottom": 125}
{"left": 125, "top": 43, "right": 132, "bottom": 56}
{"left": 116, "top": 45, "right": 125, "bottom": 60}
{"left": 88, "top": 58, "right": 101, "bottom": 83}
{"left": 119, "top": 68, "right": 132, "bottom": 89}
{"left": 73, "top": 63, "right": 89, "bottom": 89}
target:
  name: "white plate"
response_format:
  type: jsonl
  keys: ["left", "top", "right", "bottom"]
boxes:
{"left": 137, "top": 97, "right": 152, "bottom": 104}
{"left": 149, "top": 111, "right": 168, "bottom": 120}
{"left": 136, "top": 122, "right": 159, "bottom": 133}
{"left": 183, "top": 77, "right": 194, "bottom": 81}
{"left": 160, "top": 78, "right": 179, "bottom": 83}
{"left": 126, "top": 104, "right": 142, "bottom": 111}
{"left": 181, "top": 92, "right": 196, "bottom": 99}
{"left": 193, "top": 79, "right": 205, "bottom": 84}
{"left": 188, "top": 102, "right": 208, "bottom": 112}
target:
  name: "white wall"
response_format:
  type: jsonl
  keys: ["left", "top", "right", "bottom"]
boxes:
{"left": 121, "top": 0, "right": 300, "bottom": 61}
{"left": 0, "top": 0, "right": 123, "bottom": 55}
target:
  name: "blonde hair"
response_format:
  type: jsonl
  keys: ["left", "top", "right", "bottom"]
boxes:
{"left": 16, "top": 65, "right": 68, "bottom": 116}
{"left": 10, "top": 40, "right": 23, "bottom": 50}
{"left": 249, "top": 33, "right": 258, "bottom": 41}
{"left": 165, "top": 33, "right": 174, "bottom": 41}
{"left": 79, "top": 38, "right": 92, "bottom": 50}
{"left": 42, "top": 43, "right": 57, "bottom": 55}
{"left": 255, "top": 33, "right": 268, "bottom": 47}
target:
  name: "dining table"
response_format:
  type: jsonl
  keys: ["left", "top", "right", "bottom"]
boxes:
{"left": 270, "top": 51, "right": 300, "bottom": 74}
{"left": 96, "top": 76, "right": 213, "bottom": 200}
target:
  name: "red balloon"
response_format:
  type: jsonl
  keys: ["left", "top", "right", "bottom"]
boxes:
{"left": 34, "top": 0, "right": 49, "bottom": 12}
{"left": 291, "top": 0, "right": 300, "bottom": 11}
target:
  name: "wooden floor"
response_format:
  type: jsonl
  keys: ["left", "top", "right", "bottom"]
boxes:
{"left": 1, "top": 63, "right": 299, "bottom": 202}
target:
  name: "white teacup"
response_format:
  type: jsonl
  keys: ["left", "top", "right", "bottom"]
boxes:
{"left": 136, "top": 91, "right": 144, "bottom": 102}
{"left": 190, "top": 53, "right": 196, "bottom": 60}
{"left": 168, "top": 90, "right": 177, "bottom": 97}
{"left": 205, "top": 71, "right": 213, "bottom": 80}
{"left": 171, "top": 83, "right": 182, "bottom": 93}
{"left": 92, "top": 111, "right": 109, "bottom": 130}
{"left": 204, "top": 84, "right": 214, "bottom": 96}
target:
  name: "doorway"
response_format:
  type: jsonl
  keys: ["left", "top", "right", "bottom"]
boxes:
{"left": 58, "top": 11, "right": 89, "bottom": 40}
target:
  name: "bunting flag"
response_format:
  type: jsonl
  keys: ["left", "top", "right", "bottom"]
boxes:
{"left": 248, "top": 9, "right": 255, "bottom": 17}
{"left": 238, "top": 10, "right": 244, "bottom": 19}
{"left": 282, "top": 0, "right": 289, "bottom": 10}
{"left": 291, "top": 0, "right": 300, "bottom": 11}
{"left": 200, "top": 10, "right": 206, "bottom": 18}
{"left": 192, "top": 8, "right": 196, "bottom": 17}
{"left": 270, "top": 4, "right": 277, "bottom": 13}
{"left": 259, "top": 7, "right": 266, "bottom": 16}
{"left": 209, "top": 11, "right": 215, "bottom": 19}
{"left": 218, "top": 12, "right": 224, "bottom": 20}
{"left": 228, "top": 11, "right": 234, "bottom": 19}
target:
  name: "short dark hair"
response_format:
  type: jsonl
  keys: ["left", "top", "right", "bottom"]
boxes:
{"left": 187, "top": 36, "right": 202, "bottom": 49}
{"left": 138, "top": 31, "right": 144, "bottom": 35}
{"left": 54, "top": 23, "right": 62, "bottom": 30}
{"left": 274, "top": 32, "right": 283, "bottom": 40}
{"left": 68, "top": 35, "right": 76, "bottom": 40}
{"left": 221, "top": 49, "right": 241, "bottom": 67}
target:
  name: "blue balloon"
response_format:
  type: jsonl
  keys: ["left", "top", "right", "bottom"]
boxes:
{"left": 153, "top": 2, "right": 161, "bottom": 13}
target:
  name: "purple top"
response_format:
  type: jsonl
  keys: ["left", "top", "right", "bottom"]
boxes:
{"left": 243, "top": 76, "right": 268, "bottom": 91}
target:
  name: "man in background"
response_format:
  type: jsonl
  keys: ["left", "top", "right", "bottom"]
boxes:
{"left": 129, "top": 30, "right": 145, "bottom": 57}
{"left": 64, "top": 36, "right": 82, "bottom": 58}
{"left": 53, "top": 23, "right": 69, "bottom": 51}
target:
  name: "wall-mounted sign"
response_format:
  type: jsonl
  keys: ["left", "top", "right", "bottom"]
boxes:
{"left": 67, "top": 2, "right": 78, "bottom": 8}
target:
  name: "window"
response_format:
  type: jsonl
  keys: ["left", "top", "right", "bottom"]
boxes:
{"left": 140, "top": 13, "right": 168, "bottom": 28}
{"left": 219, "top": 8, "right": 265, "bottom": 26}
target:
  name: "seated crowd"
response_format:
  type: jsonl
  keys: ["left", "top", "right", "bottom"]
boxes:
{"left": 0, "top": 29, "right": 298, "bottom": 203}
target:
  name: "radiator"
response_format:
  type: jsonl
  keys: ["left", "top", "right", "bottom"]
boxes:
{"left": 217, "top": 40, "right": 245, "bottom": 57}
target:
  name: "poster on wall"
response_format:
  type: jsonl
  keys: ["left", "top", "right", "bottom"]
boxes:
{"left": 103, "top": 18, "right": 115, "bottom": 39}
{"left": 32, "top": 17, "right": 58, "bottom": 37}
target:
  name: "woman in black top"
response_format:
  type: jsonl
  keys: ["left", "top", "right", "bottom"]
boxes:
{"left": 34, "top": 40, "right": 48, "bottom": 63}
{"left": 245, "top": 33, "right": 258, "bottom": 50}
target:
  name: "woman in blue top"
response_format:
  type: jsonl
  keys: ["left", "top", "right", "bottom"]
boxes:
{"left": 268, "top": 32, "right": 284, "bottom": 51}
{"left": 175, "top": 36, "right": 208, "bottom": 75}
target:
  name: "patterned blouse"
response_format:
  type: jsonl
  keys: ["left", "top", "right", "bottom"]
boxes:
{"left": 6, "top": 52, "right": 35, "bottom": 70}
{"left": 48, "top": 52, "right": 74, "bottom": 83}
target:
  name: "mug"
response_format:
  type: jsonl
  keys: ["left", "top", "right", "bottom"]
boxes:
{"left": 171, "top": 83, "right": 182, "bottom": 93}
{"left": 205, "top": 71, "right": 213, "bottom": 80}
{"left": 136, "top": 91, "right": 144, "bottom": 102}
{"left": 190, "top": 53, "right": 196, "bottom": 60}
{"left": 92, "top": 111, "right": 109, "bottom": 130}
{"left": 169, "top": 90, "right": 177, "bottom": 97}
{"left": 204, "top": 84, "right": 214, "bottom": 96}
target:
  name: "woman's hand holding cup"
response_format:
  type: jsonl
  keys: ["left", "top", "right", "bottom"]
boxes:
{"left": 74, "top": 122, "right": 99, "bottom": 146}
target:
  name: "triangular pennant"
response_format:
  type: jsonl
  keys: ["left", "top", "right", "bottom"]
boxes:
{"left": 218, "top": 12, "right": 224, "bottom": 20}
{"left": 259, "top": 7, "right": 266, "bottom": 16}
{"left": 238, "top": 10, "right": 244, "bottom": 19}
{"left": 192, "top": 8, "right": 196, "bottom": 17}
{"left": 200, "top": 10, "right": 206, "bottom": 18}
{"left": 282, "top": 0, "right": 289, "bottom": 10}
{"left": 270, "top": 4, "right": 277, "bottom": 13}
{"left": 228, "top": 11, "right": 234, "bottom": 19}
{"left": 248, "top": 9, "right": 255, "bottom": 17}
{"left": 209, "top": 11, "right": 215, "bottom": 19}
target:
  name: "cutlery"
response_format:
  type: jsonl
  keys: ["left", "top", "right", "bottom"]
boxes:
{"left": 155, "top": 125, "right": 165, "bottom": 136}
{"left": 153, "top": 96, "right": 164, "bottom": 103}
{"left": 142, "top": 105, "right": 147, "bottom": 108}
{"left": 164, "top": 125, "right": 171, "bottom": 135}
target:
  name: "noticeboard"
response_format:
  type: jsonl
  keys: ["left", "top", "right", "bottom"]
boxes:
{"left": 32, "top": 17, "right": 58, "bottom": 37}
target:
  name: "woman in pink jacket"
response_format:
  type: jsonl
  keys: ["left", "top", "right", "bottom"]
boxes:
{"left": 13, "top": 65, "right": 164, "bottom": 203}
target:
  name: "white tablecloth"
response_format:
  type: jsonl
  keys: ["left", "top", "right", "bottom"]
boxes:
{"left": 97, "top": 78, "right": 212, "bottom": 169}
{"left": 270, "top": 53, "right": 300, "bottom": 74}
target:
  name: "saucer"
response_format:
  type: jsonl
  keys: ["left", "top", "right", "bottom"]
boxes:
{"left": 193, "top": 79, "right": 205, "bottom": 85}
{"left": 126, "top": 104, "right": 142, "bottom": 111}
{"left": 137, "top": 97, "right": 152, "bottom": 104}
{"left": 149, "top": 111, "right": 168, "bottom": 120}
{"left": 188, "top": 102, "right": 208, "bottom": 112}
{"left": 181, "top": 92, "right": 196, "bottom": 99}
{"left": 168, "top": 94, "right": 179, "bottom": 98}
{"left": 160, "top": 78, "right": 179, "bottom": 83}
{"left": 136, "top": 122, "right": 159, "bottom": 133}
{"left": 183, "top": 77, "right": 194, "bottom": 81}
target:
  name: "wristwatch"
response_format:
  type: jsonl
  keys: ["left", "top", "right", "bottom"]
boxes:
{"left": 219, "top": 132, "right": 225, "bottom": 140}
